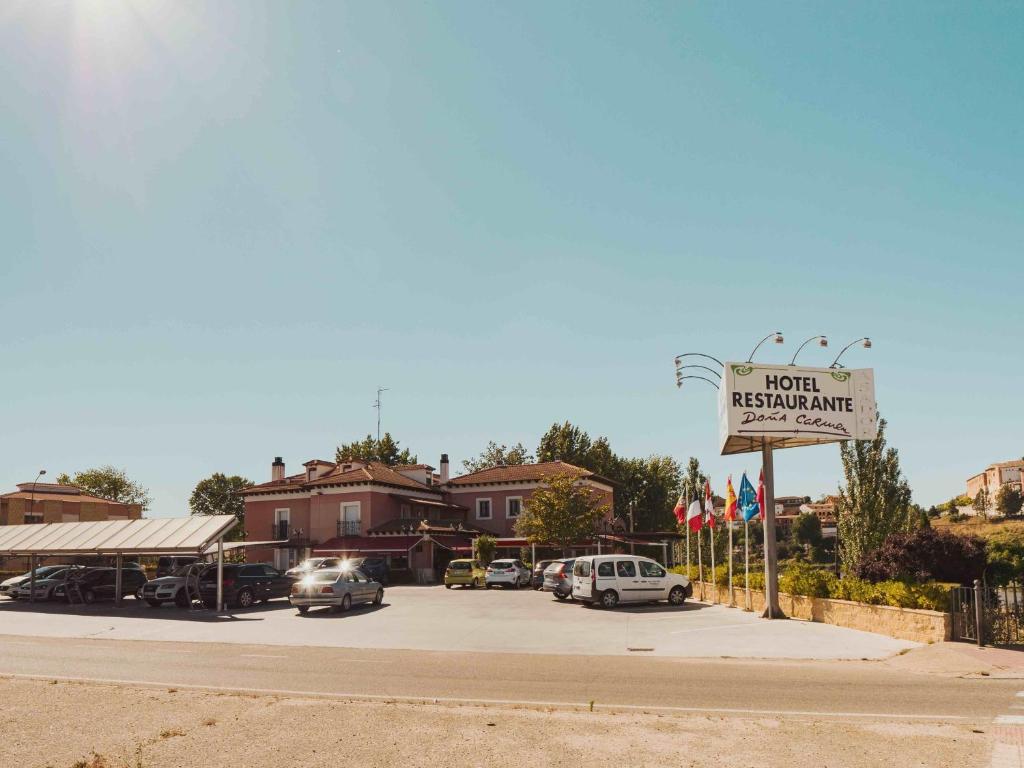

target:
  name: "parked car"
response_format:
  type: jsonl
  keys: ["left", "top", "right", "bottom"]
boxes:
{"left": 443, "top": 559, "right": 486, "bottom": 589}
{"left": 285, "top": 557, "right": 344, "bottom": 579}
{"left": 198, "top": 563, "right": 294, "bottom": 609}
{"left": 289, "top": 568, "right": 384, "bottom": 614}
{"left": 530, "top": 560, "right": 557, "bottom": 590}
{"left": 542, "top": 558, "right": 576, "bottom": 600}
{"left": 12, "top": 568, "right": 84, "bottom": 601}
{"left": 156, "top": 556, "right": 199, "bottom": 579}
{"left": 140, "top": 564, "right": 206, "bottom": 608}
{"left": 485, "top": 559, "right": 531, "bottom": 589}
{"left": 571, "top": 555, "right": 691, "bottom": 609}
{"left": 53, "top": 568, "right": 149, "bottom": 604}
{"left": 345, "top": 556, "right": 389, "bottom": 586}
{"left": 1, "top": 565, "right": 74, "bottom": 598}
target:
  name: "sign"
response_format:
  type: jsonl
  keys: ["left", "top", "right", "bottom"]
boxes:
{"left": 718, "top": 363, "right": 877, "bottom": 456}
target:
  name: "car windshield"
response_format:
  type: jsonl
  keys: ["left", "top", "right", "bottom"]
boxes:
{"left": 170, "top": 565, "right": 195, "bottom": 577}
{"left": 448, "top": 562, "right": 471, "bottom": 570}
{"left": 491, "top": 561, "right": 513, "bottom": 568}
{"left": 308, "top": 570, "right": 341, "bottom": 583}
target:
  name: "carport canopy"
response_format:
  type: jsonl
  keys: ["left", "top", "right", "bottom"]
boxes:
{"left": 0, "top": 516, "right": 237, "bottom": 611}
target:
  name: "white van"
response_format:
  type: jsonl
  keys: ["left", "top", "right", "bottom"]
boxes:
{"left": 572, "top": 555, "right": 691, "bottom": 609}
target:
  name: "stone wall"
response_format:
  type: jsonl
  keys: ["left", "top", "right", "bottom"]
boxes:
{"left": 693, "top": 581, "right": 950, "bottom": 644}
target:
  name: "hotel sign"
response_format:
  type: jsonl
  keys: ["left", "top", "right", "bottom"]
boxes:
{"left": 718, "top": 363, "right": 877, "bottom": 456}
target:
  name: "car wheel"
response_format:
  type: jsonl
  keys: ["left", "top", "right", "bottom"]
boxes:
{"left": 669, "top": 586, "right": 686, "bottom": 606}
{"left": 472, "top": 578, "right": 480, "bottom": 589}
{"left": 297, "top": 606, "right": 309, "bottom": 615}
{"left": 82, "top": 589, "right": 96, "bottom": 605}
{"left": 174, "top": 590, "right": 191, "bottom": 609}
{"left": 553, "top": 592, "right": 568, "bottom": 601}
{"left": 135, "top": 587, "right": 145, "bottom": 600}
{"left": 600, "top": 590, "right": 619, "bottom": 609}
{"left": 445, "top": 584, "right": 452, "bottom": 589}
{"left": 373, "top": 589, "right": 383, "bottom": 605}
{"left": 340, "top": 594, "right": 352, "bottom": 612}
{"left": 485, "top": 583, "right": 492, "bottom": 589}
{"left": 145, "top": 599, "right": 163, "bottom": 608}
{"left": 236, "top": 588, "right": 255, "bottom": 609}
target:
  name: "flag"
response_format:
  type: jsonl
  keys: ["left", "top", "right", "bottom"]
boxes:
{"left": 704, "top": 479, "right": 716, "bottom": 529}
{"left": 738, "top": 472, "right": 759, "bottom": 523}
{"left": 686, "top": 499, "right": 703, "bottom": 532}
{"left": 672, "top": 494, "right": 686, "bottom": 524}
{"left": 724, "top": 475, "right": 738, "bottom": 522}
{"left": 756, "top": 469, "right": 766, "bottom": 520}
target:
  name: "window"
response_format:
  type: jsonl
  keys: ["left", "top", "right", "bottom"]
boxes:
{"left": 616, "top": 561, "right": 637, "bottom": 578}
{"left": 400, "top": 504, "right": 412, "bottom": 518}
{"left": 597, "top": 562, "right": 615, "bottom": 577}
{"left": 638, "top": 561, "right": 666, "bottom": 578}
{"left": 340, "top": 502, "right": 361, "bottom": 535}
{"left": 574, "top": 560, "right": 591, "bottom": 577}
{"left": 24, "top": 513, "right": 44, "bottom": 524}
{"left": 506, "top": 497, "right": 522, "bottom": 519}
{"left": 476, "top": 498, "right": 492, "bottom": 520}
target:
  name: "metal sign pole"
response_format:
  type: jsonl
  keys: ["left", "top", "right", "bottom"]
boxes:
{"left": 115, "top": 553, "right": 123, "bottom": 606}
{"left": 217, "top": 537, "right": 225, "bottom": 612}
{"left": 761, "top": 442, "right": 785, "bottom": 619}
{"left": 744, "top": 522, "right": 751, "bottom": 611}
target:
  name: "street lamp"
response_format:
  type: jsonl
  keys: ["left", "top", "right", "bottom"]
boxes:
{"left": 27, "top": 469, "right": 45, "bottom": 603}
{"left": 789, "top": 335, "right": 828, "bottom": 366}
{"left": 746, "top": 332, "right": 784, "bottom": 362}
{"left": 829, "top": 337, "right": 872, "bottom": 369}
{"left": 28, "top": 469, "right": 46, "bottom": 523}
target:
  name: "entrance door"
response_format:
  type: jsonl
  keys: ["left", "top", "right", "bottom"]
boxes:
{"left": 340, "top": 503, "right": 361, "bottom": 536}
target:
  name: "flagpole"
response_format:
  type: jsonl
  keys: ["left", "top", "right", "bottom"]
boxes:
{"left": 686, "top": 525, "right": 690, "bottom": 576}
{"left": 709, "top": 525, "right": 716, "bottom": 604}
{"left": 728, "top": 520, "right": 735, "bottom": 607}
{"left": 744, "top": 521, "right": 751, "bottom": 611}
{"left": 697, "top": 527, "right": 704, "bottom": 602}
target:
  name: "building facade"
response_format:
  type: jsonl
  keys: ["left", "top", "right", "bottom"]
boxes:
{"left": 242, "top": 455, "right": 615, "bottom": 582}
{"left": 967, "top": 461, "right": 1024, "bottom": 501}
{"left": 0, "top": 482, "right": 142, "bottom": 525}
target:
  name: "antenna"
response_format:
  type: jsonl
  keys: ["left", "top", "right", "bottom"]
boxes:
{"left": 373, "top": 387, "right": 390, "bottom": 443}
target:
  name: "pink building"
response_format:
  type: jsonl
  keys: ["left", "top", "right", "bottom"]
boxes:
{"left": 242, "top": 455, "right": 614, "bottom": 583}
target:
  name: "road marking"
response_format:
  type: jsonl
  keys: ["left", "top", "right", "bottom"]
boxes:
{"left": 0, "top": 672, "right": 968, "bottom": 721}
{"left": 997, "top": 716, "right": 1024, "bottom": 725}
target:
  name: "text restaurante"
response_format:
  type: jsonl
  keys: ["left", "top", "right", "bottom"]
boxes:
{"left": 730, "top": 374, "right": 854, "bottom": 413}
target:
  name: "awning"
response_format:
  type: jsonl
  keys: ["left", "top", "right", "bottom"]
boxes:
{"left": 201, "top": 539, "right": 288, "bottom": 555}
{"left": 0, "top": 516, "right": 238, "bottom": 556}
{"left": 389, "top": 494, "right": 468, "bottom": 512}
{"left": 429, "top": 534, "right": 474, "bottom": 553}
{"left": 313, "top": 535, "right": 424, "bottom": 554}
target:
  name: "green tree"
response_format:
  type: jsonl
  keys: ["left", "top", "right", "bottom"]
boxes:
{"left": 835, "top": 417, "right": 914, "bottom": 574}
{"left": 189, "top": 473, "right": 252, "bottom": 541}
{"left": 514, "top": 473, "right": 609, "bottom": 554}
{"left": 996, "top": 485, "right": 1023, "bottom": 518}
{"left": 616, "top": 455, "right": 682, "bottom": 531}
{"left": 973, "top": 488, "right": 992, "bottom": 519}
{"left": 791, "top": 512, "right": 823, "bottom": 556}
{"left": 678, "top": 457, "right": 707, "bottom": 514}
{"left": 535, "top": 421, "right": 617, "bottom": 479}
{"left": 462, "top": 441, "right": 533, "bottom": 473}
{"left": 473, "top": 534, "right": 497, "bottom": 565}
{"left": 56, "top": 466, "right": 151, "bottom": 512}
{"left": 335, "top": 432, "right": 416, "bottom": 466}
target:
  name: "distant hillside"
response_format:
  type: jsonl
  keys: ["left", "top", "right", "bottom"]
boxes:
{"left": 933, "top": 516, "right": 1024, "bottom": 539}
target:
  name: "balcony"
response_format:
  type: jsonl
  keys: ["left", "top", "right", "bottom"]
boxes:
{"left": 336, "top": 520, "right": 361, "bottom": 537}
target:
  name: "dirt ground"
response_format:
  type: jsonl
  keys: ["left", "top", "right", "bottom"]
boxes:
{"left": 0, "top": 677, "right": 989, "bottom": 768}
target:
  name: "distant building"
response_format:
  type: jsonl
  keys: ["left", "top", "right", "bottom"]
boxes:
{"left": 967, "top": 460, "right": 1024, "bottom": 501}
{"left": 0, "top": 482, "right": 142, "bottom": 525}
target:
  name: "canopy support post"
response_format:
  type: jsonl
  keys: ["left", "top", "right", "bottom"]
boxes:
{"left": 217, "top": 536, "right": 225, "bottom": 612}
{"left": 115, "top": 553, "right": 123, "bottom": 606}
{"left": 29, "top": 554, "right": 36, "bottom": 603}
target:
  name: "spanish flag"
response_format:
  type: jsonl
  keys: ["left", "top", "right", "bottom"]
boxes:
{"left": 724, "top": 475, "right": 738, "bottom": 522}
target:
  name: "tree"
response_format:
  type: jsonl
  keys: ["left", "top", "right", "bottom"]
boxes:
{"left": 678, "top": 457, "right": 707, "bottom": 513}
{"left": 835, "top": 417, "right": 915, "bottom": 574}
{"left": 791, "top": 512, "right": 823, "bottom": 556}
{"left": 473, "top": 534, "right": 497, "bottom": 565}
{"left": 615, "top": 455, "right": 682, "bottom": 531}
{"left": 462, "top": 441, "right": 533, "bottom": 473}
{"left": 189, "top": 473, "right": 252, "bottom": 541}
{"left": 853, "top": 527, "right": 986, "bottom": 585}
{"left": 56, "top": 466, "right": 151, "bottom": 512}
{"left": 986, "top": 529, "right": 1024, "bottom": 585}
{"left": 514, "top": 473, "right": 609, "bottom": 554}
{"left": 335, "top": 432, "right": 416, "bottom": 466}
{"left": 996, "top": 485, "right": 1023, "bottom": 518}
{"left": 973, "top": 488, "right": 992, "bottom": 519}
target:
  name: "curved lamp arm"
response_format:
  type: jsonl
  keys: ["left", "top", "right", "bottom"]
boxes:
{"left": 676, "top": 375, "right": 720, "bottom": 390}
{"left": 674, "top": 364, "right": 721, "bottom": 379}
{"left": 674, "top": 352, "right": 724, "bottom": 368}
{"left": 789, "top": 336, "right": 828, "bottom": 366}
{"left": 829, "top": 337, "right": 872, "bottom": 368}
{"left": 746, "top": 332, "right": 784, "bottom": 363}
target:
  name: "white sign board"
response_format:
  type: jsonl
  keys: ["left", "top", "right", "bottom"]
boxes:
{"left": 718, "top": 363, "right": 877, "bottom": 456}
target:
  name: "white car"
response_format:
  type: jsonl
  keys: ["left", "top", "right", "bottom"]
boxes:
{"left": 12, "top": 568, "right": 83, "bottom": 601}
{"left": 572, "top": 555, "right": 691, "bottom": 609}
{"left": 485, "top": 559, "right": 531, "bottom": 589}
{"left": 1, "top": 565, "right": 72, "bottom": 598}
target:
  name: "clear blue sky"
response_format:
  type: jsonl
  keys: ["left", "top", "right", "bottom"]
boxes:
{"left": 2, "top": 2, "right": 1021, "bottom": 515}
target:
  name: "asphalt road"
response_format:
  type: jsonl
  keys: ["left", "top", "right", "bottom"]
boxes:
{"left": 0, "top": 634, "right": 1015, "bottom": 722}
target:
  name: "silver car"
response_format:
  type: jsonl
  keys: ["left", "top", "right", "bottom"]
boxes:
{"left": 289, "top": 569, "right": 383, "bottom": 614}
{"left": 12, "top": 568, "right": 83, "bottom": 601}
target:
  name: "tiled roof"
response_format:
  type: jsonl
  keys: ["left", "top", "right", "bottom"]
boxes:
{"left": 447, "top": 461, "right": 611, "bottom": 487}
{"left": 1, "top": 488, "right": 134, "bottom": 506}
{"left": 243, "top": 461, "right": 440, "bottom": 495}
{"left": 992, "top": 461, "right": 1024, "bottom": 468}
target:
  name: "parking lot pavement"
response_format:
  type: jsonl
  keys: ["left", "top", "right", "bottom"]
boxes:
{"left": 0, "top": 587, "right": 915, "bottom": 659}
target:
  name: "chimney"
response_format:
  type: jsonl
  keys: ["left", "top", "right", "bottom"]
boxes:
{"left": 440, "top": 453, "right": 449, "bottom": 484}
{"left": 272, "top": 457, "right": 285, "bottom": 482}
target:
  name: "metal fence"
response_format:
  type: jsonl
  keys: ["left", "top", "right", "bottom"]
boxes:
{"left": 951, "top": 580, "right": 1024, "bottom": 646}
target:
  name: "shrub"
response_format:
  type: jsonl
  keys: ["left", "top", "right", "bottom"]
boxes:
{"left": 853, "top": 527, "right": 985, "bottom": 585}
{"left": 779, "top": 561, "right": 836, "bottom": 598}
{"left": 986, "top": 529, "right": 1024, "bottom": 586}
